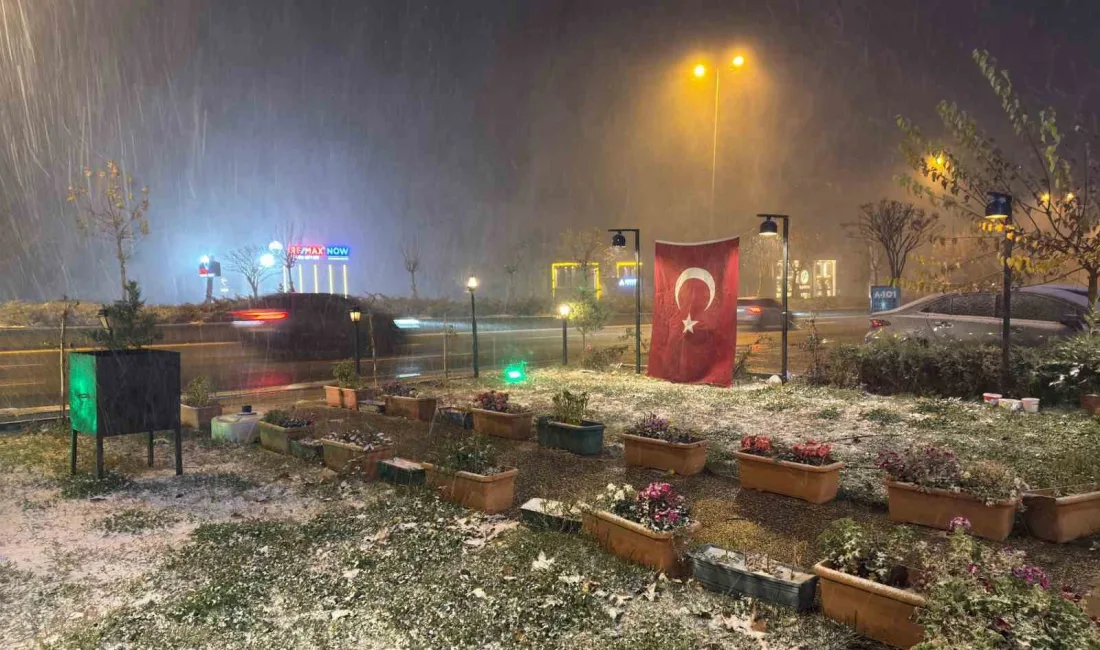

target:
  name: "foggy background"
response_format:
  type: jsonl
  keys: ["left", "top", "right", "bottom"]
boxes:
{"left": 1, "top": 0, "right": 1098, "bottom": 304}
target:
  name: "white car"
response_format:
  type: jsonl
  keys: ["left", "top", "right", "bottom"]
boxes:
{"left": 864, "top": 285, "right": 1088, "bottom": 347}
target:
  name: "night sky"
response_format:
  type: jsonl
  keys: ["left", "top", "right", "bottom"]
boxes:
{"left": 2, "top": 0, "right": 1098, "bottom": 302}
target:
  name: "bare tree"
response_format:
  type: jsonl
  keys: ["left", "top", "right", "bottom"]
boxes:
{"left": 274, "top": 221, "right": 302, "bottom": 292}
{"left": 502, "top": 241, "right": 528, "bottom": 314}
{"left": 67, "top": 160, "right": 150, "bottom": 297}
{"left": 401, "top": 240, "right": 421, "bottom": 299}
{"left": 226, "top": 245, "right": 276, "bottom": 298}
{"left": 560, "top": 227, "right": 606, "bottom": 289}
{"left": 844, "top": 199, "right": 941, "bottom": 284}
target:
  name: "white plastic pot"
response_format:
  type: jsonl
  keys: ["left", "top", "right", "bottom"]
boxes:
{"left": 1021, "top": 397, "right": 1040, "bottom": 414}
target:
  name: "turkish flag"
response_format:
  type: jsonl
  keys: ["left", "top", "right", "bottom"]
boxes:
{"left": 647, "top": 237, "right": 739, "bottom": 386}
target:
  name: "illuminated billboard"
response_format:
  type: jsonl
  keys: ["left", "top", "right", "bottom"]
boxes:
{"left": 290, "top": 244, "right": 351, "bottom": 261}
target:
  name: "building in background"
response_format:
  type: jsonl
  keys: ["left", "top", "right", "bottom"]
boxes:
{"left": 550, "top": 261, "right": 602, "bottom": 299}
{"left": 776, "top": 258, "right": 838, "bottom": 299}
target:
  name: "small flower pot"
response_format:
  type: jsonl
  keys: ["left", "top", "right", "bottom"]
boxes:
{"left": 384, "top": 395, "right": 438, "bottom": 422}
{"left": 885, "top": 480, "right": 1018, "bottom": 541}
{"left": 520, "top": 498, "right": 582, "bottom": 533}
{"left": 1081, "top": 394, "right": 1100, "bottom": 414}
{"left": 1023, "top": 485, "right": 1100, "bottom": 543}
{"left": 813, "top": 561, "right": 925, "bottom": 649}
{"left": 180, "top": 403, "right": 222, "bottom": 430}
{"left": 582, "top": 509, "right": 699, "bottom": 576}
{"left": 379, "top": 457, "right": 426, "bottom": 485}
{"left": 320, "top": 439, "right": 394, "bottom": 479}
{"left": 258, "top": 421, "right": 312, "bottom": 455}
{"left": 471, "top": 408, "right": 533, "bottom": 440}
{"left": 325, "top": 386, "right": 374, "bottom": 409}
{"left": 422, "top": 463, "right": 518, "bottom": 514}
{"left": 537, "top": 419, "right": 604, "bottom": 456}
{"left": 690, "top": 545, "right": 818, "bottom": 612}
{"left": 733, "top": 451, "right": 843, "bottom": 504}
{"left": 288, "top": 438, "right": 324, "bottom": 463}
{"left": 621, "top": 434, "right": 707, "bottom": 476}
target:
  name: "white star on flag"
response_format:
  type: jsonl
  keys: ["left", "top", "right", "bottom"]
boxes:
{"left": 682, "top": 313, "right": 698, "bottom": 334}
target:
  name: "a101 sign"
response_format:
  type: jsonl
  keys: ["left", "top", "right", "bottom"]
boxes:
{"left": 870, "top": 285, "right": 900, "bottom": 313}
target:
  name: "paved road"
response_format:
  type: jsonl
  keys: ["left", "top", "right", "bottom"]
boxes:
{"left": 0, "top": 314, "right": 869, "bottom": 415}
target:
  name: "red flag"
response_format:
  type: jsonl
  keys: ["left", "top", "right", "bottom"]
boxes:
{"left": 647, "top": 237, "right": 739, "bottom": 386}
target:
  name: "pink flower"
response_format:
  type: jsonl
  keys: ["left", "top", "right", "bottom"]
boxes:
{"left": 948, "top": 517, "right": 971, "bottom": 532}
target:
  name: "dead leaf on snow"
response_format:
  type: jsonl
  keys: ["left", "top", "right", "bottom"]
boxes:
{"left": 471, "top": 587, "right": 487, "bottom": 599}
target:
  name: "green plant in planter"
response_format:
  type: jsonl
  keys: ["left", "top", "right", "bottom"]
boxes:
{"left": 817, "top": 518, "right": 917, "bottom": 587}
{"left": 262, "top": 409, "right": 312, "bottom": 428}
{"left": 331, "top": 359, "right": 362, "bottom": 389}
{"left": 437, "top": 436, "right": 500, "bottom": 475}
{"left": 383, "top": 381, "right": 416, "bottom": 397}
{"left": 88, "top": 281, "right": 161, "bottom": 350}
{"left": 550, "top": 389, "right": 589, "bottom": 425}
{"left": 181, "top": 376, "right": 215, "bottom": 408}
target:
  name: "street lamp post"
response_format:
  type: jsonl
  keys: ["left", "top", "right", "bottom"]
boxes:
{"left": 349, "top": 307, "right": 362, "bottom": 375}
{"left": 467, "top": 276, "right": 480, "bottom": 378}
{"left": 558, "top": 303, "right": 571, "bottom": 365}
{"left": 694, "top": 55, "right": 746, "bottom": 229}
{"left": 758, "top": 214, "right": 790, "bottom": 381}
{"left": 609, "top": 229, "right": 642, "bottom": 373}
{"left": 985, "top": 192, "right": 1013, "bottom": 393}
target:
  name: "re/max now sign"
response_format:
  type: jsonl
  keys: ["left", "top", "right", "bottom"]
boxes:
{"left": 290, "top": 244, "right": 350, "bottom": 261}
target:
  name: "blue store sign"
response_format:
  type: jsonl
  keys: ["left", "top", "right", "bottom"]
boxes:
{"left": 870, "top": 285, "right": 901, "bottom": 313}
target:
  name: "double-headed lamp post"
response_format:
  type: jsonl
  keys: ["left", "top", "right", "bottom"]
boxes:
{"left": 609, "top": 228, "right": 642, "bottom": 373}
{"left": 467, "top": 276, "right": 480, "bottom": 378}
{"left": 558, "top": 303, "right": 571, "bottom": 365}
{"left": 348, "top": 307, "right": 362, "bottom": 374}
{"left": 758, "top": 214, "right": 790, "bottom": 381}
{"left": 694, "top": 55, "right": 746, "bottom": 229}
{"left": 985, "top": 191, "right": 1014, "bottom": 392}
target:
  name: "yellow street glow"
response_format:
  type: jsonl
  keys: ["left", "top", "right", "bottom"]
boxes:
{"left": 935, "top": 154, "right": 944, "bottom": 166}
{"left": 1065, "top": 192, "right": 1075, "bottom": 202}
{"left": 693, "top": 64, "right": 706, "bottom": 77}
{"left": 732, "top": 55, "right": 745, "bottom": 67}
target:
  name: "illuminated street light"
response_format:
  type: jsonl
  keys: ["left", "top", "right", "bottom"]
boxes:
{"left": 732, "top": 55, "right": 745, "bottom": 67}
{"left": 199, "top": 255, "right": 210, "bottom": 265}
{"left": 268, "top": 240, "right": 283, "bottom": 252}
{"left": 985, "top": 191, "right": 1014, "bottom": 392}
{"left": 348, "top": 307, "right": 362, "bottom": 374}
{"left": 558, "top": 303, "right": 571, "bottom": 366}
{"left": 758, "top": 214, "right": 790, "bottom": 380}
{"left": 608, "top": 228, "right": 642, "bottom": 374}
{"left": 468, "top": 276, "right": 480, "bottom": 378}
{"left": 693, "top": 64, "right": 706, "bottom": 78}
{"left": 984, "top": 192, "right": 1011, "bottom": 221}
{"left": 694, "top": 54, "right": 749, "bottom": 230}
{"left": 260, "top": 253, "right": 276, "bottom": 268}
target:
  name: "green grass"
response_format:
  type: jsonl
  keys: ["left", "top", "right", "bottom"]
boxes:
{"left": 816, "top": 406, "right": 842, "bottom": 420}
{"left": 58, "top": 471, "right": 131, "bottom": 499}
{"left": 859, "top": 407, "right": 905, "bottom": 426}
{"left": 94, "top": 507, "right": 179, "bottom": 534}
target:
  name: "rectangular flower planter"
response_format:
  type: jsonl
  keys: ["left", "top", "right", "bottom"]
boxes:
{"left": 422, "top": 462, "right": 518, "bottom": 514}
{"left": 1023, "top": 485, "right": 1100, "bottom": 543}
{"left": 325, "top": 386, "right": 374, "bottom": 409}
{"left": 320, "top": 439, "right": 394, "bottom": 479}
{"left": 813, "top": 562, "right": 925, "bottom": 649}
{"left": 733, "top": 451, "right": 843, "bottom": 504}
{"left": 690, "top": 545, "right": 817, "bottom": 612}
{"left": 885, "top": 480, "right": 1017, "bottom": 541}
{"left": 180, "top": 403, "right": 222, "bottom": 430}
{"left": 379, "top": 457, "right": 426, "bottom": 485}
{"left": 520, "top": 498, "right": 582, "bottom": 533}
{"left": 621, "top": 434, "right": 707, "bottom": 476}
{"left": 289, "top": 438, "right": 324, "bottom": 463}
{"left": 384, "top": 395, "right": 438, "bottom": 422}
{"left": 471, "top": 408, "right": 533, "bottom": 440}
{"left": 582, "top": 509, "right": 699, "bottom": 576}
{"left": 258, "top": 421, "right": 312, "bottom": 455}
{"left": 537, "top": 419, "right": 604, "bottom": 456}
{"left": 440, "top": 407, "right": 473, "bottom": 429}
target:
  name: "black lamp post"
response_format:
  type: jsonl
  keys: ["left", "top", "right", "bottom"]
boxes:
{"left": 758, "top": 214, "right": 790, "bottom": 381}
{"left": 609, "top": 228, "right": 642, "bottom": 373}
{"left": 558, "top": 303, "right": 571, "bottom": 365}
{"left": 985, "top": 191, "right": 1013, "bottom": 392}
{"left": 467, "top": 276, "right": 480, "bottom": 378}
{"left": 349, "top": 307, "right": 362, "bottom": 374}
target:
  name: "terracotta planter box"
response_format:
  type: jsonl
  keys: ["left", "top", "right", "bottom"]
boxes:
{"left": 813, "top": 562, "right": 925, "bottom": 649}
{"left": 621, "top": 434, "right": 707, "bottom": 476}
{"left": 1023, "top": 485, "right": 1100, "bottom": 543}
{"left": 733, "top": 451, "right": 843, "bottom": 504}
{"left": 422, "top": 463, "right": 518, "bottom": 514}
{"left": 583, "top": 509, "right": 699, "bottom": 576}
{"left": 258, "top": 421, "right": 312, "bottom": 455}
{"left": 471, "top": 408, "right": 533, "bottom": 440}
{"left": 289, "top": 438, "right": 324, "bottom": 463}
{"left": 886, "top": 480, "right": 1017, "bottom": 541}
{"left": 385, "top": 395, "right": 438, "bottom": 422}
{"left": 180, "top": 403, "right": 222, "bottom": 430}
{"left": 537, "top": 419, "right": 604, "bottom": 456}
{"left": 320, "top": 439, "right": 393, "bottom": 478}
{"left": 325, "top": 386, "right": 373, "bottom": 409}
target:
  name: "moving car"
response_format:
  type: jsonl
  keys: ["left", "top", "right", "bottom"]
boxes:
{"left": 231, "top": 293, "right": 405, "bottom": 360}
{"left": 864, "top": 285, "right": 1088, "bottom": 346}
{"left": 737, "top": 297, "right": 796, "bottom": 331}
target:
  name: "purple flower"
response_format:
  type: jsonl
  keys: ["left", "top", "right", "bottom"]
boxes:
{"left": 949, "top": 517, "right": 971, "bottom": 532}
{"left": 1012, "top": 566, "right": 1051, "bottom": 590}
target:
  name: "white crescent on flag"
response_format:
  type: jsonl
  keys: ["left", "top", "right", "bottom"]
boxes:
{"left": 674, "top": 267, "right": 716, "bottom": 311}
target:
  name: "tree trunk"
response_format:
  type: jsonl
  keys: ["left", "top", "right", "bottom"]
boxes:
{"left": 58, "top": 313, "right": 67, "bottom": 422}
{"left": 410, "top": 272, "right": 419, "bottom": 300}
{"left": 367, "top": 313, "right": 378, "bottom": 387}
{"left": 286, "top": 264, "right": 295, "bottom": 292}
{"left": 249, "top": 279, "right": 259, "bottom": 299}
{"left": 116, "top": 241, "right": 128, "bottom": 298}
{"left": 503, "top": 276, "right": 513, "bottom": 314}
{"left": 1089, "top": 271, "right": 1099, "bottom": 307}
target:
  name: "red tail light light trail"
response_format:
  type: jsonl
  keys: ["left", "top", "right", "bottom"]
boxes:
{"left": 869, "top": 318, "right": 891, "bottom": 329}
{"left": 747, "top": 306, "right": 763, "bottom": 315}
{"left": 231, "top": 309, "right": 289, "bottom": 322}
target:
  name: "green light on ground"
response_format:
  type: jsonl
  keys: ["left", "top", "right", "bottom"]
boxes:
{"left": 503, "top": 363, "right": 527, "bottom": 384}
